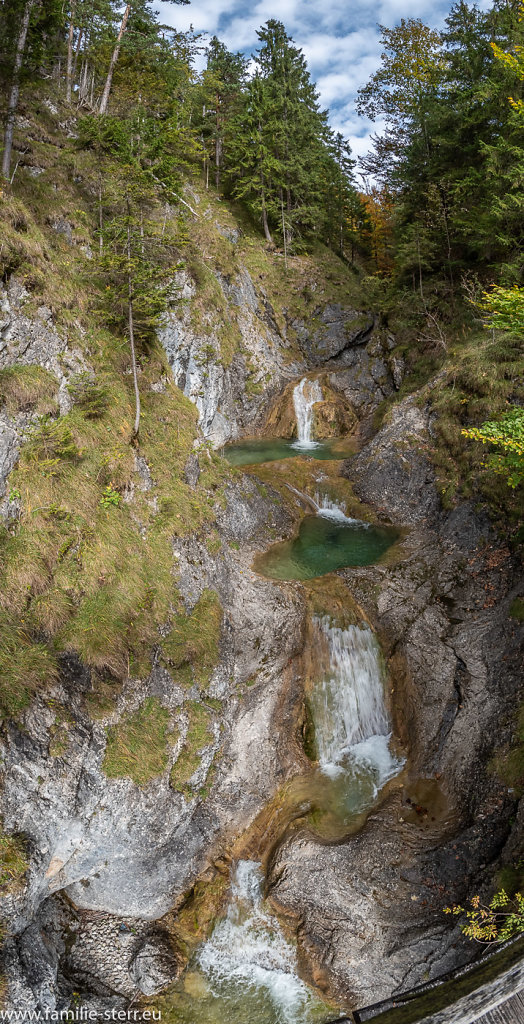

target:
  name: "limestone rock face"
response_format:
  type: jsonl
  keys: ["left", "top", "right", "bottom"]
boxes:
{"left": 0, "top": 475, "right": 305, "bottom": 1008}
{"left": 157, "top": 269, "right": 404, "bottom": 447}
{"left": 3, "top": 897, "right": 181, "bottom": 1010}
{"left": 0, "top": 278, "right": 85, "bottom": 407}
{"left": 290, "top": 303, "right": 375, "bottom": 362}
{"left": 0, "top": 279, "right": 87, "bottom": 519}
{"left": 158, "top": 269, "right": 303, "bottom": 446}
{"left": 268, "top": 393, "right": 523, "bottom": 1010}
{"left": 346, "top": 396, "right": 440, "bottom": 523}
{"left": 269, "top": 796, "right": 510, "bottom": 1007}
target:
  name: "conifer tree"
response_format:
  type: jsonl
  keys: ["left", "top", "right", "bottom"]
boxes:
{"left": 199, "top": 38, "right": 248, "bottom": 190}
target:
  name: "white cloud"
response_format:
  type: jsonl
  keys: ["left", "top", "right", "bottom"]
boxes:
{"left": 156, "top": 0, "right": 489, "bottom": 165}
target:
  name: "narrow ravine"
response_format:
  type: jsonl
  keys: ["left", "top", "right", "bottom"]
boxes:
{"left": 162, "top": 376, "right": 406, "bottom": 1023}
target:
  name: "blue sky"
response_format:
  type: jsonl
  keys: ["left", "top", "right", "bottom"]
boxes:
{"left": 157, "top": 0, "right": 493, "bottom": 178}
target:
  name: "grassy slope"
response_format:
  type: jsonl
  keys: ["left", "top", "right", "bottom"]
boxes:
{"left": 0, "top": 93, "right": 240, "bottom": 806}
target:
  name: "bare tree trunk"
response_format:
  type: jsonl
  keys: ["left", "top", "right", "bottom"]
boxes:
{"left": 260, "top": 166, "right": 273, "bottom": 245}
{"left": 98, "top": 175, "right": 103, "bottom": 254}
{"left": 261, "top": 193, "right": 273, "bottom": 245}
{"left": 99, "top": 3, "right": 131, "bottom": 115}
{"left": 2, "top": 0, "right": 37, "bottom": 180}
{"left": 73, "top": 26, "right": 84, "bottom": 79}
{"left": 215, "top": 98, "right": 221, "bottom": 189}
{"left": 139, "top": 207, "right": 144, "bottom": 255}
{"left": 66, "top": 3, "right": 76, "bottom": 103}
{"left": 215, "top": 136, "right": 221, "bottom": 189}
{"left": 416, "top": 230, "right": 425, "bottom": 305}
{"left": 126, "top": 213, "right": 140, "bottom": 438}
{"left": 280, "top": 191, "right": 287, "bottom": 269}
{"left": 78, "top": 59, "right": 86, "bottom": 101}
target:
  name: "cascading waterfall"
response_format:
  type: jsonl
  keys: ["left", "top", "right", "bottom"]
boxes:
{"left": 286, "top": 483, "right": 369, "bottom": 525}
{"left": 310, "top": 617, "right": 403, "bottom": 788}
{"left": 312, "top": 490, "right": 370, "bottom": 526}
{"left": 197, "top": 860, "right": 329, "bottom": 1024}
{"left": 292, "top": 378, "right": 323, "bottom": 449}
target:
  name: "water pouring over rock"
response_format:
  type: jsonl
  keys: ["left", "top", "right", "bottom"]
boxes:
{"left": 197, "top": 860, "right": 331, "bottom": 1024}
{"left": 292, "top": 378, "right": 323, "bottom": 449}
{"left": 310, "top": 617, "right": 403, "bottom": 790}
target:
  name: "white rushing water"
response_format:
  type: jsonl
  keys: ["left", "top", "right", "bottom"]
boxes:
{"left": 311, "top": 617, "right": 403, "bottom": 787}
{"left": 286, "top": 483, "right": 368, "bottom": 526}
{"left": 312, "top": 490, "right": 370, "bottom": 526}
{"left": 292, "top": 378, "right": 323, "bottom": 449}
{"left": 198, "top": 860, "right": 324, "bottom": 1024}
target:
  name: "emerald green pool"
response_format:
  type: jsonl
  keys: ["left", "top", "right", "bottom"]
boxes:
{"left": 255, "top": 514, "right": 399, "bottom": 581}
{"left": 222, "top": 437, "right": 352, "bottom": 466}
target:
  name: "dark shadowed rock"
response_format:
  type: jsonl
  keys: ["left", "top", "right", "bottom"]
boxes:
{"left": 344, "top": 397, "right": 440, "bottom": 524}
{"left": 291, "top": 304, "right": 375, "bottom": 362}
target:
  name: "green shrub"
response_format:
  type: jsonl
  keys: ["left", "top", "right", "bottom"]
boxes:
{"left": 23, "top": 417, "right": 79, "bottom": 469}
{"left": 67, "top": 372, "right": 111, "bottom": 418}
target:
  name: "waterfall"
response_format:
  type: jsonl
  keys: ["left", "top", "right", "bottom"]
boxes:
{"left": 311, "top": 617, "right": 403, "bottom": 788}
{"left": 198, "top": 860, "right": 324, "bottom": 1023}
{"left": 292, "top": 377, "right": 322, "bottom": 449}
{"left": 312, "top": 490, "right": 370, "bottom": 526}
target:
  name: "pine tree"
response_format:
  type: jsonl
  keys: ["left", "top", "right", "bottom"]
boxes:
{"left": 199, "top": 38, "right": 248, "bottom": 190}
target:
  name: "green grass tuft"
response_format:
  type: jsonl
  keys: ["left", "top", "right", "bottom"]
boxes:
{"left": 170, "top": 701, "right": 214, "bottom": 792}
{"left": 102, "top": 697, "right": 172, "bottom": 786}
{"left": 0, "top": 365, "right": 58, "bottom": 416}
{"left": 163, "top": 590, "right": 222, "bottom": 686}
{"left": 0, "top": 827, "right": 27, "bottom": 893}
{"left": 0, "top": 617, "right": 59, "bottom": 718}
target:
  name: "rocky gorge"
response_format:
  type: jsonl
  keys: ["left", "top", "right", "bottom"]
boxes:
{"left": 0, "top": 183, "right": 523, "bottom": 1024}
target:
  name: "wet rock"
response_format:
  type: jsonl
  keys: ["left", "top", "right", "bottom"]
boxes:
{"left": 269, "top": 388, "right": 523, "bottom": 1009}
{"left": 128, "top": 937, "right": 181, "bottom": 995}
{"left": 269, "top": 794, "right": 511, "bottom": 1008}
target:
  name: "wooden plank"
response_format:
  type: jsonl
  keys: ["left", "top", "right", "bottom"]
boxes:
{"left": 476, "top": 989, "right": 524, "bottom": 1024}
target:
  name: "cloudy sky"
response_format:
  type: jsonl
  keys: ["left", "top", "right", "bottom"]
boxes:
{"left": 157, "top": 0, "right": 492, "bottom": 178}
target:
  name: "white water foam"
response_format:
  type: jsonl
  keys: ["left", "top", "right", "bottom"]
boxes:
{"left": 286, "top": 484, "right": 368, "bottom": 527}
{"left": 198, "top": 861, "right": 320, "bottom": 1024}
{"left": 292, "top": 378, "right": 322, "bottom": 450}
{"left": 312, "top": 491, "right": 370, "bottom": 526}
{"left": 311, "top": 618, "right": 403, "bottom": 788}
